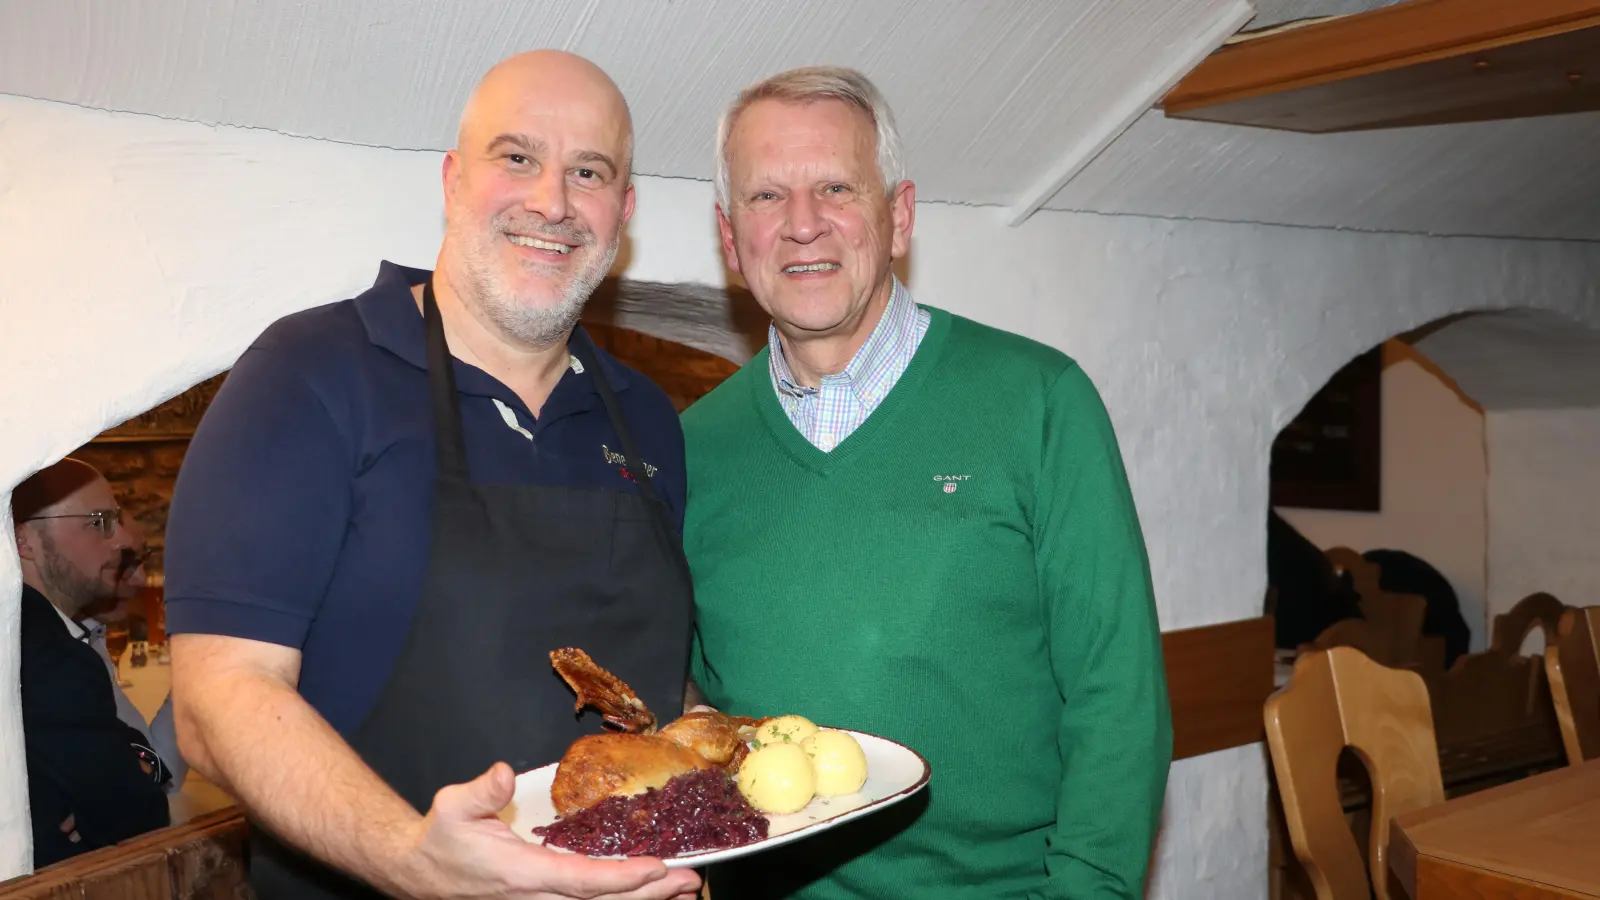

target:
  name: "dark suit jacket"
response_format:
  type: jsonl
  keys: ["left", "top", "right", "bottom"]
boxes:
{"left": 20, "top": 585, "right": 169, "bottom": 868}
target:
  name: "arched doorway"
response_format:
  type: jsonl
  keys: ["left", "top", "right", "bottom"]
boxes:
{"left": 1267, "top": 308, "right": 1600, "bottom": 657}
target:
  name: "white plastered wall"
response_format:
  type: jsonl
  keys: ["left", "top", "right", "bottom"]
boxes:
{"left": 5, "top": 95, "right": 1600, "bottom": 895}
{"left": 1278, "top": 342, "right": 1489, "bottom": 648}
{"left": 1485, "top": 407, "right": 1600, "bottom": 626}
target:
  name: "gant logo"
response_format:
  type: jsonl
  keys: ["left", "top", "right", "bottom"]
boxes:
{"left": 602, "top": 444, "right": 658, "bottom": 481}
{"left": 934, "top": 474, "right": 971, "bottom": 494}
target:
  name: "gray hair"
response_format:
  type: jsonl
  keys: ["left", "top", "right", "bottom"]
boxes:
{"left": 714, "top": 66, "right": 905, "bottom": 209}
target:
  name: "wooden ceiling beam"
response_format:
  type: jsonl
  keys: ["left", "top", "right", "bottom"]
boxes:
{"left": 1161, "top": 0, "right": 1600, "bottom": 132}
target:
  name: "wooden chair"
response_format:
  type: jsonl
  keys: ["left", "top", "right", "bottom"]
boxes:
{"left": 1358, "top": 591, "right": 1427, "bottom": 670}
{"left": 1544, "top": 605, "right": 1600, "bottom": 765}
{"left": 1265, "top": 647, "right": 1444, "bottom": 900}
{"left": 1430, "top": 646, "right": 1544, "bottom": 746}
{"left": 1490, "top": 592, "right": 1567, "bottom": 655}
{"left": 1319, "top": 548, "right": 1429, "bottom": 670}
{"left": 1298, "top": 594, "right": 1427, "bottom": 672}
{"left": 1298, "top": 617, "right": 1383, "bottom": 661}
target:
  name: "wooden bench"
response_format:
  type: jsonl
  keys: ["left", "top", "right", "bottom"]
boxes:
{"left": 0, "top": 808, "right": 249, "bottom": 899}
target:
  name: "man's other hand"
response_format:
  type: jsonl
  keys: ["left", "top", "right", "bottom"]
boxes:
{"left": 399, "top": 761, "right": 703, "bottom": 900}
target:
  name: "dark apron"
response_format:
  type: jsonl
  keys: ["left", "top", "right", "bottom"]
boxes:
{"left": 249, "top": 280, "right": 694, "bottom": 898}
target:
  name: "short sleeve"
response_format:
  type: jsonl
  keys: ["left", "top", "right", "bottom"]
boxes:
{"left": 163, "top": 344, "right": 354, "bottom": 649}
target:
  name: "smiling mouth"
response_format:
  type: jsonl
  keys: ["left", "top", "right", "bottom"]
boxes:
{"left": 508, "top": 234, "right": 575, "bottom": 255}
{"left": 783, "top": 262, "right": 841, "bottom": 274}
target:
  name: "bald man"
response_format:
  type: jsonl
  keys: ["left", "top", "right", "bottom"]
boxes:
{"left": 14, "top": 459, "right": 170, "bottom": 867}
{"left": 164, "top": 52, "right": 700, "bottom": 900}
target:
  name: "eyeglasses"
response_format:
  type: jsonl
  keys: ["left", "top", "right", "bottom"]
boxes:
{"left": 23, "top": 508, "right": 123, "bottom": 539}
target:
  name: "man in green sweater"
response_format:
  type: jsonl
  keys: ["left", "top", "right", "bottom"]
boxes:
{"left": 683, "top": 66, "right": 1173, "bottom": 899}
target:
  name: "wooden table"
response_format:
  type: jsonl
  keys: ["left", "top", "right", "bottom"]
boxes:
{"left": 1389, "top": 758, "right": 1600, "bottom": 899}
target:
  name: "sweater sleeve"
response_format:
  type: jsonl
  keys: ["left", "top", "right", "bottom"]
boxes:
{"left": 1032, "top": 364, "right": 1172, "bottom": 899}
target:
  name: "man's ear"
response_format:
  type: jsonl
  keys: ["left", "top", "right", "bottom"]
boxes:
{"left": 717, "top": 205, "right": 742, "bottom": 276}
{"left": 888, "top": 179, "right": 916, "bottom": 261}
{"left": 621, "top": 182, "right": 636, "bottom": 228}
{"left": 441, "top": 150, "right": 462, "bottom": 220}
{"left": 15, "top": 524, "right": 37, "bottom": 563}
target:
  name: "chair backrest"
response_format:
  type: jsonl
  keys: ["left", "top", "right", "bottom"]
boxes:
{"left": 1432, "top": 646, "right": 1543, "bottom": 746}
{"left": 1544, "top": 606, "right": 1600, "bottom": 765}
{"left": 1300, "top": 592, "right": 1427, "bottom": 672}
{"left": 1299, "top": 617, "right": 1384, "bottom": 660}
{"left": 1491, "top": 592, "right": 1568, "bottom": 655}
{"left": 1357, "top": 591, "right": 1426, "bottom": 670}
{"left": 1265, "top": 647, "right": 1445, "bottom": 900}
{"left": 1325, "top": 547, "right": 1381, "bottom": 601}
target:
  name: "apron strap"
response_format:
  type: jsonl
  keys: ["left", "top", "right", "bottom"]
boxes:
{"left": 569, "top": 332, "right": 670, "bottom": 511}
{"left": 422, "top": 279, "right": 676, "bottom": 545}
{"left": 423, "top": 279, "right": 471, "bottom": 482}
{"left": 568, "top": 331, "right": 694, "bottom": 600}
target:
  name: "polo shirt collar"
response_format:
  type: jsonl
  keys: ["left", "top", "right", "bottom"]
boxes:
{"left": 354, "top": 261, "right": 631, "bottom": 395}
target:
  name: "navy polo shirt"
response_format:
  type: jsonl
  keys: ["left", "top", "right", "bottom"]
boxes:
{"left": 164, "top": 262, "right": 687, "bottom": 736}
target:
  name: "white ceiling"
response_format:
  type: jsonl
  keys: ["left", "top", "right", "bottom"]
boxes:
{"left": 1415, "top": 312, "right": 1600, "bottom": 411}
{"left": 1246, "top": 0, "right": 1406, "bottom": 29}
{"left": 1047, "top": 109, "right": 1600, "bottom": 241}
{"left": 0, "top": 0, "right": 1244, "bottom": 212}
{"left": 1, "top": 0, "right": 1597, "bottom": 240}
{"left": 1051, "top": 0, "right": 1600, "bottom": 240}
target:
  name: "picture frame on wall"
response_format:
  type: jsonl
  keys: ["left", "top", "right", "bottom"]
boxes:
{"left": 1269, "top": 345, "right": 1382, "bottom": 512}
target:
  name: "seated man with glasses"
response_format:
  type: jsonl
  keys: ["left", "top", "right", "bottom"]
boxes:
{"left": 13, "top": 458, "right": 171, "bottom": 867}
{"left": 72, "top": 514, "right": 189, "bottom": 794}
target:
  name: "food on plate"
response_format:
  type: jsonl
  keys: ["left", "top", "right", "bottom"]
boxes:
{"left": 549, "top": 647, "right": 657, "bottom": 732}
{"left": 549, "top": 731, "right": 716, "bottom": 818}
{"left": 660, "top": 709, "right": 755, "bottom": 768}
{"left": 802, "top": 729, "right": 868, "bottom": 796}
{"left": 737, "top": 742, "right": 816, "bottom": 814}
{"left": 532, "top": 768, "right": 768, "bottom": 858}
{"left": 755, "top": 714, "right": 819, "bottom": 746}
{"left": 547, "top": 648, "right": 769, "bottom": 816}
{"left": 541, "top": 649, "right": 875, "bottom": 856}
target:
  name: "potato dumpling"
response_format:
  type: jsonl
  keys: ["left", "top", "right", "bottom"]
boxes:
{"left": 755, "top": 714, "right": 819, "bottom": 746}
{"left": 801, "top": 730, "right": 868, "bottom": 796}
{"left": 737, "top": 742, "right": 815, "bottom": 814}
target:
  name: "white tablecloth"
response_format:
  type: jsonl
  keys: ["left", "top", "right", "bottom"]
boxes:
{"left": 116, "top": 653, "right": 236, "bottom": 824}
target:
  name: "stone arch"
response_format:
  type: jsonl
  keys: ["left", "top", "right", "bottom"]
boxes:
{"left": 1269, "top": 302, "right": 1600, "bottom": 441}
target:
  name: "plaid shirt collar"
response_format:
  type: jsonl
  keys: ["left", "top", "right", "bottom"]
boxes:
{"left": 768, "top": 277, "right": 918, "bottom": 406}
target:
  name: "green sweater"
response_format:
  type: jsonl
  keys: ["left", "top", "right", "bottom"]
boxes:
{"left": 684, "top": 307, "right": 1172, "bottom": 899}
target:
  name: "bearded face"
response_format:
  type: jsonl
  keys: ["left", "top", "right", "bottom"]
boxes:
{"left": 448, "top": 206, "right": 621, "bottom": 347}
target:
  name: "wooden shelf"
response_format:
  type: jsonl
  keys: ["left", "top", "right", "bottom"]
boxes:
{"left": 1162, "top": 0, "right": 1600, "bottom": 132}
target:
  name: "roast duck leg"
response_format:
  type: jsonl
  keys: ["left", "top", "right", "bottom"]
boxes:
{"left": 547, "top": 648, "right": 767, "bottom": 817}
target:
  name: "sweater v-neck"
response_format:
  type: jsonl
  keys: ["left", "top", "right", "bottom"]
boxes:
{"left": 749, "top": 306, "right": 952, "bottom": 474}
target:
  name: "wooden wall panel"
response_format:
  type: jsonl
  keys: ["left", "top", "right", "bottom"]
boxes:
{"left": 1164, "top": 616, "right": 1277, "bottom": 760}
{"left": 0, "top": 809, "right": 247, "bottom": 900}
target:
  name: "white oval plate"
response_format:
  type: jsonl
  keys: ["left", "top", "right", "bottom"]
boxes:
{"left": 503, "top": 729, "right": 931, "bottom": 868}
